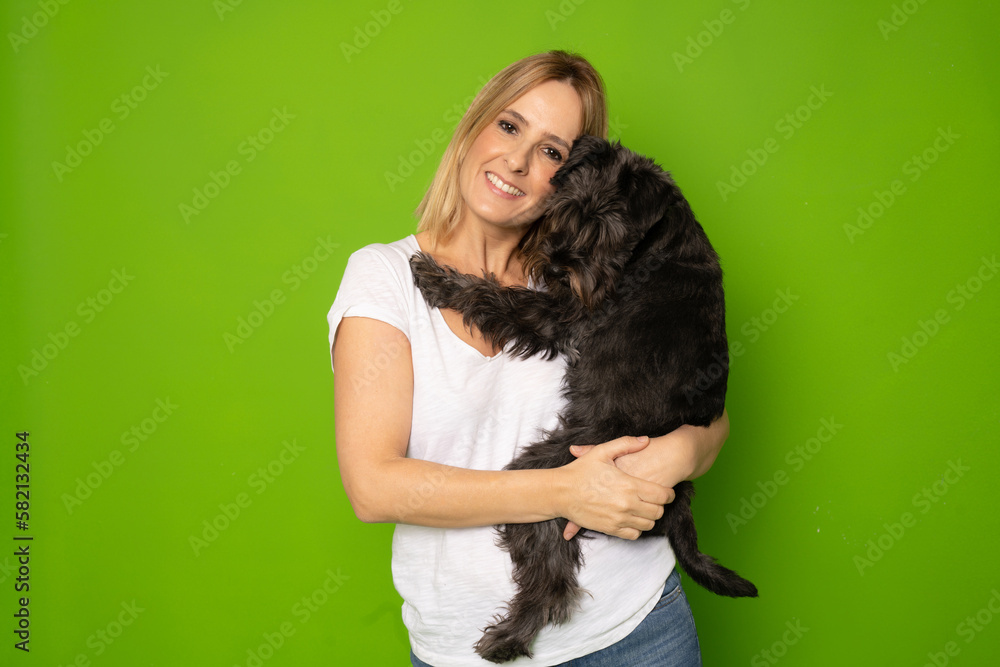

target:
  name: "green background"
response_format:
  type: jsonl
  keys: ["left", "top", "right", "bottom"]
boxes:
{"left": 2, "top": 0, "right": 998, "bottom": 665}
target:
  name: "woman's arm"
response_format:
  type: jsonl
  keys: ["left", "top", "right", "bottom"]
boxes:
{"left": 562, "top": 411, "right": 730, "bottom": 539}
{"left": 608, "top": 410, "right": 730, "bottom": 488}
{"left": 333, "top": 316, "right": 671, "bottom": 540}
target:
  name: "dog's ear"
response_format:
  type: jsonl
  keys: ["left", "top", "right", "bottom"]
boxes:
{"left": 624, "top": 157, "right": 673, "bottom": 224}
{"left": 550, "top": 135, "right": 611, "bottom": 189}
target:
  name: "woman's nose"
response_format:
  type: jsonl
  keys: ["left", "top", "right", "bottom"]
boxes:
{"left": 504, "top": 144, "right": 531, "bottom": 174}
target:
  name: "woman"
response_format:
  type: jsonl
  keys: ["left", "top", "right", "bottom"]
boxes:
{"left": 329, "top": 51, "right": 729, "bottom": 666}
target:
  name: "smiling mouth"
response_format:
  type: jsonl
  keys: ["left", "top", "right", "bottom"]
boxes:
{"left": 486, "top": 172, "right": 526, "bottom": 197}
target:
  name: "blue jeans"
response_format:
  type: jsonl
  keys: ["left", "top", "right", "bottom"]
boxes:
{"left": 410, "top": 568, "right": 701, "bottom": 666}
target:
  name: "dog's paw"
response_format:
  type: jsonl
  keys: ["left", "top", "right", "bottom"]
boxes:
{"left": 409, "top": 253, "right": 458, "bottom": 307}
{"left": 474, "top": 624, "right": 533, "bottom": 664}
{"left": 409, "top": 252, "right": 442, "bottom": 286}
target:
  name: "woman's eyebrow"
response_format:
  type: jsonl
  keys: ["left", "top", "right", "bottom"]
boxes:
{"left": 502, "top": 108, "right": 571, "bottom": 151}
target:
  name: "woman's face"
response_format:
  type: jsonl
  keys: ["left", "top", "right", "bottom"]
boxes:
{"left": 458, "top": 79, "right": 584, "bottom": 233}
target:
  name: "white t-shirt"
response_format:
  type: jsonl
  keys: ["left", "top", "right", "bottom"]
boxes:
{"left": 327, "top": 235, "right": 675, "bottom": 666}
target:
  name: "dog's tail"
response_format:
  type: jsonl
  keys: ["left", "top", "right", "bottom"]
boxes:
{"left": 666, "top": 481, "right": 759, "bottom": 598}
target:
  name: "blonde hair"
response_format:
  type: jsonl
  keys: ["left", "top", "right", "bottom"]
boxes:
{"left": 415, "top": 51, "right": 608, "bottom": 243}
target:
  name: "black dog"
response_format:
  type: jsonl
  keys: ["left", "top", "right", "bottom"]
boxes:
{"left": 410, "top": 135, "right": 757, "bottom": 663}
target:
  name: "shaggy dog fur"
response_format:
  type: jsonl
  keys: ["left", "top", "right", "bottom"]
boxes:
{"left": 409, "top": 135, "right": 757, "bottom": 663}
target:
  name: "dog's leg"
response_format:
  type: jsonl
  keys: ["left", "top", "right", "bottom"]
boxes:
{"left": 474, "top": 431, "right": 588, "bottom": 662}
{"left": 410, "top": 252, "right": 573, "bottom": 359}
{"left": 474, "top": 519, "right": 584, "bottom": 663}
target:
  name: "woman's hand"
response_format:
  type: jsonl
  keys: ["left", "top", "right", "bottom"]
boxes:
{"left": 561, "top": 412, "right": 730, "bottom": 540}
{"left": 554, "top": 436, "right": 674, "bottom": 541}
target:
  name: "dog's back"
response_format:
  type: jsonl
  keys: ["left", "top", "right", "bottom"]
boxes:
{"left": 528, "top": 138, "right": 728, "bottom": 442}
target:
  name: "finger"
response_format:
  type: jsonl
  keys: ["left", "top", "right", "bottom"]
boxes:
{"left": 568, "top": 445, "right": 594, "bottom": 458}
{"left": 638, "top": 517, "right": 657, "bottom": 532}
{"left": 595, "top": 435, "right": 650, "bottom": 461}
{"left": 617, "top": 527, "right": 641, "bottom": 541}
{"left": 636, "top": 479, "right": 673, "bottom": 506}
{"left": 634, "top": 499, "right": 665, "bottom": 522}
{"left": 563, "top": 521, "right": 581, "bottom": 540}
{"left": 621, "top": 509, "right": 658, "bottom": 532}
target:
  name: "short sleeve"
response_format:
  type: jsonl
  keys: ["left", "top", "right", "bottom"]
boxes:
{"left": 326, "top": 245, "right": 411, "bottom": 372}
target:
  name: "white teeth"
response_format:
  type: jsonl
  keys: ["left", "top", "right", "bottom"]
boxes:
{"left": 487, "top": 172, "right": 525, "bottom": 196}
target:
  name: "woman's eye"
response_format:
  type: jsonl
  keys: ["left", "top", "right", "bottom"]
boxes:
{"left": 544, "top": 147, "right": 563, "bottom": 162}
{"left": 498, "top": 120, "right": 516, "bottom": 134}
